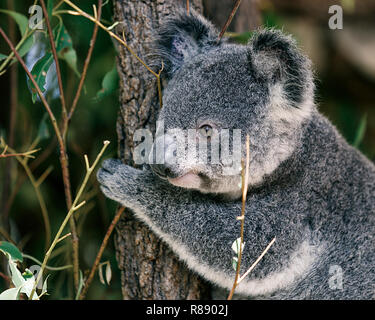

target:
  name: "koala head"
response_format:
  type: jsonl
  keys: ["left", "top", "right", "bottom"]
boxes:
{"left": 148, "top": 9, "right": 315, "bottom": 199}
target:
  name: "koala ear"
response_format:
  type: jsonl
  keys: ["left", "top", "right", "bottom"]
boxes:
{"left": 248, "top": 29, "right": 313, "bottom": 107}
{"left": 152, "top": 8, "right": 219, "bottom": 78}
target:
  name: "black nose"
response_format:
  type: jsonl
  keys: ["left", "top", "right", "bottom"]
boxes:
{"left": 150, "top": 163, "right": 177, "bottom": 179}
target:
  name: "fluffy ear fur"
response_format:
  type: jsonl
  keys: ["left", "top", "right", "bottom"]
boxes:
{"left": 152, "top": 8, "right": 220, "bottom": 78}
{"left": 248, "top": 29, "right": 313, "bottom": 107}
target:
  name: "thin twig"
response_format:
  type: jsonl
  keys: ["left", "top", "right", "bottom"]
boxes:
{"left": 22, "top": 254, "right": 73, "bottom": 271}
{"left": 1, "top": 141, "right": 51, "bottom": 249}
{"left": 227, "top": 134, "right": 250, "bottom": 300}
{"left": 5, "top": 140, "right": 57, "bottom": 216}
{"left": 65, "top": 0, "right": 103, "bottom": 135}
{"left": 40, "top": 0, "right": 67, "bottom": 127}
{"left": 186, "top": 0, "right": 190, "bottom": 15}
{"left": 78, "top": 206, "right": 125, "bottom": 300}
{"left": 39, "top": 2, "right": 79, "bottom": 284}
{"left": 0, "top": 152, "right": 37, "bottom": 159}
{"left": 29, "top": 141, "right": 110, "bottom": 300}
{"left": 218, "top": 0, "right": 242, "bottom": 41}
{"left": 237, "top": 237, "right": 276, "bottom": 284}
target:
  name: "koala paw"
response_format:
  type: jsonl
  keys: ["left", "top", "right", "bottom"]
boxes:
{"left": 97, "top": 158, "right": 143, "bottom": 207}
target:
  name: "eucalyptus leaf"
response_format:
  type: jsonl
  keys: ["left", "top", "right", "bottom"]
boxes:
{"left": 22, "top": 269, "right": 34, "bottom": 280}
{"left": 231, "top": 238, "right": 245, "bottom": 255}
{"left": 59, "top": 48, "right": 80, "bottom": 77}
{"left": 47, "top": 0, "right": 54, "bottom": 19}
{"left": 0, "top": 287, "right": 21, "bottom": 300}
{"left": 232, "top": 257, "right": 238, "bottom": 271}
{"left": 28, "top": 53, "right": 54, "bottom": 103}
{"left": 53, "top": 22, "right": 80, "bottom": 77}
{"left": 0, "top": 9, "right": 28, "bottom": 37}
{"left": 40, "top": 275, "right": 50, "bottom": 298}
{"left": 0, "top": 241, "right": 23, "bottom": 262}
{"left": 94, "top": 64, "right": 119, "bottom": 102}
{"left": 98, "top": 263, "right": 105, "bottom": 285}
{"left": 105, "top": 262, "right": 112, "bottom": 285}
{"left": 17, "top": 33, "right": 35, "bottom": 58}
{"left": 8, "top": 258, "right": 25, "bottom": 288}
{"left": 20, "top": 275, "right": 38, "bottom": 300}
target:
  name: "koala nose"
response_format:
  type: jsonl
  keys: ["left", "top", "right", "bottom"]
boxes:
{"left": 150, "top": 163, "right": 178, "bottom": 179}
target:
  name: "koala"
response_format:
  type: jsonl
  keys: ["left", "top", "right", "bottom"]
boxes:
{"left": 98, "top": 9, "right": 375, "bottom": 299}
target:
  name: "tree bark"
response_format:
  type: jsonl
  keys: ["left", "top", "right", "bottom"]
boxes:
{"left": 113, "top": 0, "right": 211, "bottom": 300}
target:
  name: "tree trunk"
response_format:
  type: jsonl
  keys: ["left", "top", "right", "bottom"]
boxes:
{"left": 113, "top": 0, "right": 211, "bottom": 300}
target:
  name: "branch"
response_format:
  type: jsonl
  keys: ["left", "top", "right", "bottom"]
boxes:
{"left": 0, "top": 137, "right": 39, "bottom": 159}
{"left": 66, "top": 0, "right": 103, "bottom": 130}
{"left": 40, "top": 0, "right": 67, "bottom": 128}
{"left": 218, "top": 0, "right": 242, "bottom": 41}
{"left": 227, "top": 134, "right": 250, "bottom": 300}
{"left": 1, "top": 138, "right": 51, "bottom": 248}
{"left": 237, "top": 237, "right": 276, "bottom": 284}
{"left": 78, "top": 206, "right": 125, "bottom": 300}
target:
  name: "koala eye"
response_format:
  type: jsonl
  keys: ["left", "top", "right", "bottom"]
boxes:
{"left": 199, "top": 125, "right": 213, "bottom": 138}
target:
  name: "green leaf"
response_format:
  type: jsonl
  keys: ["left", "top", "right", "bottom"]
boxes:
{"left": 28, "top": 53, "right": 54, "bottom": 103}
{"left": 75, "top": 270, "right": 84, "bottom": 300}
{"left": 17, "top": 34, "right": 35, "bottom": 58}
{"left": 20, "top": 275, "right": 38, "bottom": 300}
{"left": 39, "top": 275, "right": 50, "bottom": 298}
{"left": 0, "top": 241, "right": 23, "bottom": 262}
{"left": 37, "top": 113, "right": 50, "bottom": 141}
{"left": 53, "top": 22, "right": 73, "bottom": 53}
{"left": 94, "top": 64, "right": 119, "bottom": 102}
{"left": 231, "top": 238, "right": 245, "bottom": 255}
{"left": 53, "top": 22, "right": 80, "bottom": 77}
{"left": 0, "top": 9, "right": 28, "bottom": 37}
{"left": 232, "top": 257, "right": 238, "bottom": 271}
{"left": 0, "top": 53, "right": 8, "bottom": 61}
{"left": 59, "top": 47, "right": 80, "bottom": 77}
{"left": 2, "top": 34, "right": 35, "bottom": 69}
{"left": 47, "top": 0, "right": 54, "bottom": 19}
{"left": 8, "top": 259, "right": 25, "bottom": 288}
{"left": 0, "top": 287, "right": 21, "bottom": 300}
{"left": 22, "top": 269, "right": 34, "bottom": 280}
{"left": 353, "top": 114, "right": 367, "bottom": 148}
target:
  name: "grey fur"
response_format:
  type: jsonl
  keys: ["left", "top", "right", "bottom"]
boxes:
{"left": 98, "top": 9, "right": 375, "bottom": 299}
